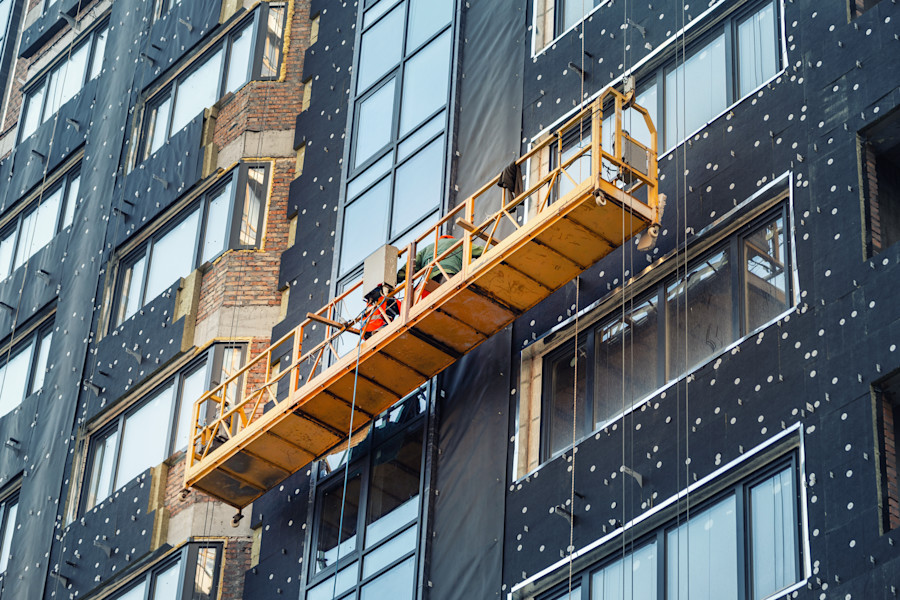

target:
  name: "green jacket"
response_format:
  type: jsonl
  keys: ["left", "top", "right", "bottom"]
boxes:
{"left": 398, "top": 238, "right": 484, "bottom": 281}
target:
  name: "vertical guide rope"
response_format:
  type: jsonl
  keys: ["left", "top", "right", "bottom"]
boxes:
{"left": 330, "top": 308, "right": 374, "bottom": 600}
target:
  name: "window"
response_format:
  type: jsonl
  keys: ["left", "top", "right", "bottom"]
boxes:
{"left": 0, "top": 165, "right": 81, "bottom": 280}
{"left": 0, "top": 490, "right": 18, "bottom": 581}
{"left": 113, "top": 164, "right": 269, "bottom": 326}
{"left": 0, "top": 320, "right": 53, "bottom": 418}
{"left": 539, "top": 204, "right": 792, "bottom": 459}
{"left": 338, "top": 0, "right": 454, "bottom": 281}
{"left": 621, "top": 0, "right": 780, "bottom": 151}
{"left": 106, "top": 543, "right": 221, "bottom": 600}
{"left": 875, "top": 370, "right": 900, "bottom": 531}
{"left": 536, "top": 461, "right": 801, "bottom": 600}
{"left": 860, "top": 108, "right": 900, "bottom": 257}
{"left": 533, "top": 0, "right": 602, "bottom": 51}
{"left": 138, "top": 4, "right": 286, "bottom": 162}
{"left": 152, "top": 0, "right": 183, "bottom": 22}
{"left": 306, "top": 389, "right": 427, "bottom": 600}
{"left": 82, "top": 344, "right": 245, "bottom": 512}
{"left": 19, "top": 20, "right": 108, "bottom": 140}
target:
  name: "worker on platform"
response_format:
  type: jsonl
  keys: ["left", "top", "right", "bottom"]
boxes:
{"left": 397, "top": 235, "right": 484, "bottom": 290}
{"left": 362, "top": 236, "right": 484, "bottom": 340}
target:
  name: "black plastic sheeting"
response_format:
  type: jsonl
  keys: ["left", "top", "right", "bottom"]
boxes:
{"left": 430, "top": 329, "right": 512, "bottom": 600}
{"left": 425, "top": 2, "right": 525, "bottom": 598}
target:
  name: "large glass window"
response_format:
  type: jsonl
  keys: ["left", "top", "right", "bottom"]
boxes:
{"left": 82, "top": 345, "right": 243, "bottom": 511}
{"left": 113, "top": 164, "right": 269, "bottom": 326}
{"left": 0, "top": 164, "right": 81, "bottom": 281}
{"left": 537, "top": 462, "right": 801, "bottom": 600}
{"left": 0, "top": 321, "right": 53, "bottom": 418}
{"left": 19, "top": 21, "right": 108, "bottom": 140}
{"left": 540, "top": 204, "right": 792, "bottom": 459}
{"left": 110, "top": 543, "right": 221, "bottom": 600}
{"left": 0, "top": 491, "right": 18, "bottom": 578}
{"left": 339, "top": 0, "right": 454, "bottom": 281}
{"left": 307, "top": 390, "right": 427, "bottom": 600}
{"left": 139, "top": 4, "right": 286, "bottom": 162}
{"left": 602, "top": 0, "right": 782, "bottom": 151}
{"left": 533, "top": 0, "right": 601, "bottom": 51}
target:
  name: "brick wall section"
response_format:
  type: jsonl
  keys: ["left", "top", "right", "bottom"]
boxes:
{"left": 213, "top": 0, "right": 311, "bottom": 150}
{"left": 881, "top": 393, "right": 900, "bottom": 529}
{"left": 0, "top": 0, "right": 104, "bottom": 148}
{"left": 221, "top": 538, "right": 252, "bottom": 600}
{"left": 864, "top": 142, "right": 882, "bottom": 255}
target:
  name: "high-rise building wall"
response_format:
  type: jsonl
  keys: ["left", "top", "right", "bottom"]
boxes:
{"left": 0, "top": 0, "right": 898, "bottom": 599}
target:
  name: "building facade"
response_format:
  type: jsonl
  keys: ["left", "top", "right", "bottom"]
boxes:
{"left": 0, "top": 0, "right": 897, "bottom": 599}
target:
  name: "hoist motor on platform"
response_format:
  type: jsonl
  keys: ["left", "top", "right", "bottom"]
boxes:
{"left": 184, "top": 86, "right": 666, "bottom": 509}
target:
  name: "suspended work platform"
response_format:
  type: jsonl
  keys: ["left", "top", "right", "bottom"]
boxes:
{"left": 184, "top": 88, "right": 663, "bottom": 508}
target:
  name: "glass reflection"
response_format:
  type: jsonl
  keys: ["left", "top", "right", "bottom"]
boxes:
{"left": 666, "top": 496, "right": 738, "bottom": 600}
{"left": 399, "top": 30, "right": 451, "bottom": 135}
{"left": 738, "top": 3, "right": 778, "bottom": 96}
{"left": 262, "top": 6, "right": 286, "bottom": 78}
{"left": 193, "top": 546, "right": 219, "bottom": 598}
{"left": 354, "top": 80, "right": 396, "bottom": 168}
{"left": 86, "top": 429, "right": 118, "bottom": 509}
{"left": 365, "top": 427, "right": 422, "bottom": 547}
{"left": 406, "top": 0, "right": 452, "bottom": 51}
{"left": 225, "top": 24, "right": 253, "bottom": 94}
{"left": 357, "top": 4, "right": 403, "bottom": 93}
{"left": 145, "top": 208, "right": 200, "bottom": 301}
{"left": 240, "top": 167, "right": 266, "bottom": 245}
{"left": 547, "top": 341, "right": 588, "bottom": 457}
{"left": 0, "top": 342, "right": 32, "bottom": 417}
{"left": 750, "top": 469, "right": 798, "bottom": 599}
{"left": 744, "top": 216, "right": 788, "bottom": 332}
{"left": 202, "top": 182, "right": 232, "bottom": 263}
{"left": 340, "top": 179, "right": 390, "bottom": 274}
{"left": 172, "top": 49, "right": 224, "bottom": 134}
{"left": 360, "top": 556, "right": 414, "bottom": 600}
{"left": 664, "top": 34, "right": 726, "bottom": 149}
{"left": 0, "top": 501, "right": 17, "bottom": 573}
{"left": 316, "top": 473, "right": 362, "bottom": 571}
{"left": 150, "top": 561, "right": 180, "bottom": 599}
{"left": 175, "top": 363, "right": 209, "bottom": 450}
{"left": 666, "top": 249, "right": 734, "bottom": 377}
{"left": 594, "top": 295, "right": 658, "bottom": 427}
{"left": 116, "top": 385, "right": 175, "bottom": 488}
{"left": 391, "top": 136, "right": 443, "bottom": 238}
{"left": 590, "top": 542, "right": 657, "bottom": 600}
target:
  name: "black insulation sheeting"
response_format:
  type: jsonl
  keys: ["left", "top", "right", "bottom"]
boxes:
{"left": 427, "top": 1, "right": 525, "bottom": 598}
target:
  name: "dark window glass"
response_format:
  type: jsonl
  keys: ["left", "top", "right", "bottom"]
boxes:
{"left": 666, "top": 249, "right": 734, "bottom": 377}
{"left": 546, "top": 341, "right": 588, "bottom": 457}
{"left": 594, "top": 296, "right": 659, "bottom": 428}
{"left": 316, "top": 472, "right": 362, "bottom": 572}
{"left": 861, "top": 109, "right": 900, "bottom": 257}
{"left": 365, "top": 426, "right": 422, "bottom": 547}
{"left": 744, "top": 215, "right": 788, "bottom": 331}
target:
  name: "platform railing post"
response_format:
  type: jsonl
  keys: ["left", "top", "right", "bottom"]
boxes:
{"left": 591, "top": 99, "right": 602, "bottom": 192}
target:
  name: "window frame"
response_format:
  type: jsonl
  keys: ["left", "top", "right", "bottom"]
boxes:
{"left": 111, "top": 162, "right": 270, "bottom": 328}
{"left": 0, "top": 484, "right": 20, "bottom": 584}
{"left": 0, "top": 315, "right": 55, "bottom": 418}
{"left": 136, "top": 3, "right": 285, "bottom": 164}
{"left": 305, "top": 389, "right": 429, "bottom": 599}
{"left": 337, "top": 0, "right": 455, "bottom": 284}
{"left": 17, "top": 17, "right": 108, "bottom": 142}
{"left": 0, "top": 162, "right": 81, "bottom": 281}
{"left": 535, "top": 455, "right": 803, "bottom": 600}
{"left": 538, "top": 201, "right": 794, "bottom": 462}
{"left": 636, "top": 0, "right": 781, "bottom": 151}
{"left": 80, "top": 343, "right": 246, "bottom": 514}
{"left": 106, "top": 542, "right": 223, "bottom": 600}
{"left": 0, "top": 0, "right": 25, "bottom": 123}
